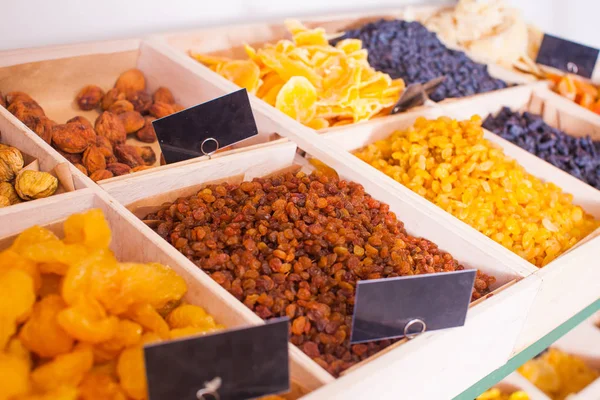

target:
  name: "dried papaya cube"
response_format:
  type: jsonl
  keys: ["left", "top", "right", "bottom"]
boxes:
{"left": 57, "top": 296, "right": 119, "bottom": 344}
{"left": 19, "top": 294, "right": 74, "bottom": 358}
{"left": 63, "top": 209, "right": 111, "bottom": 249}
{"left": 31, "top": 344, "right": 93, "bottom": 392}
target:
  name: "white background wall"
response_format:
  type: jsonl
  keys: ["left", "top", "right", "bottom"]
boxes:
{"left": 0, "top": 0, "right": 599, "bottom": 51}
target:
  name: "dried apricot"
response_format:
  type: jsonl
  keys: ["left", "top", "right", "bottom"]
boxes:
{"left": 123, "top": 303, "right": 169, "bottom": 339}
{"left": 57, "top": 296, "right": 119, "bottom": 344}
{"left": 0, "top": 352, "right": 30, "bottom": 399}
{"left": 79, "top": 371, "right": 127, "bottom": 400}
{"left": 63, "top": 208, "right": 111, "bottom": 249}
{"left": 31, "top": 344, "right": 93, "bottom": 392}
{"left": 116, "top": 345, "right": 146, "bottom": 400}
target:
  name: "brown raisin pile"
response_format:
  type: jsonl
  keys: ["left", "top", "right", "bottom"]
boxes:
{"left": 145, "top": 171, "right": 496, "bottom": 377}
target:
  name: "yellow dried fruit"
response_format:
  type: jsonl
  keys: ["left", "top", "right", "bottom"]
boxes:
{"left": 0, "top": 182, "right": 20, "bottom": 204}
{"left": 0, "top": 144, "right": 24, "bottom": 182}
{"left": 31, "top": 344, "right": 93, "bottom": 392}
{"left": 64, "top": 208, "right": 111, "bottom": 250}
{"left": 0, "top": 195, "right": 9, "bottom": 207}
{"left": 79, "top": 371, "right": 127, "bottom": 400}
{"left": 57, "top": 296, "right": 119, "bottom": 344}
{"left": 116, "top": 345, "right": 146, "bottom": 400}
{"left": 15, "top": 386, "right": 79, "bottom": 400}
{"left": 354, "top": 116, "right": 599, "bottom": 267}
{"left": 15, "top": 170, "right": 58, "bottom": 200}
{"left": 166, "top": 304, "right": 220, "bottom": 330}
{"left": 275, "top": 76, "right": 317, "bottom": 124}
{"left": 123, "top": 303, "right": 169, "bottom": 339}
{"left": 0, "top": 352, "right": 30, "bottom": 399}
{"left": 0, "top": 268, "right": 35, "bottom": 348}
{"left": 94, "top": 319, "right": 142, "bottom": 360}
{"left": 0, "top": 249, "right": 40, "bottom": 292}
{"left": 19, "top": 294, "right": 74, "bottom": 357}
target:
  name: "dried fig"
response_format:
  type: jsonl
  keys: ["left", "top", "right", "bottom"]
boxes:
{"left": 0, "top": 195, "right": 9, "bottom": 207}
{"left": 118, "top": 111, "right": 145, "bottom": 134}
{"left": 5, "top": 92, "right": 35, "bottom": 105}
{"left": 90, "top": 169, "right": 113, "bottom": 182}
{"left": 108, "top": 99, "right": 134, "bottom": 114}
{"left": 114, "top": 144, "right": 144, "bottom": 168}
{"left": 136, "top": 117, "right": 157, "bottom": 143}
{"left": 149, "top": 102, "right": 175, "bottom": 119}
{"left": 67, "top": 116, "right": 94, "bottom": 130}
{"left": 135, "top": 146, "right": 156, "bottom": 166}
{"left": 52, "top": 123, "right": 96, "bottom": 153}
{"left": 74, "top": 163, "right": 88, "bottom": 176}
{"left": 106, "top": 162, "right": 131, "bottom": 176}
{"left": 152, "top": 87, "right": 175, "bottom": 105}
{"left": 76, "top": 85, "right": 104, "bottom": 110}
{"left": 0, "top": 91, "right": 5, "bottom": 108}
{"left": 82, "top": 145, "right": 107, "bottom": 174}
{"left": 95, "top": 136, "right": 113, "bottom": 157}
{"left": 101, "top": 88, "right": 126, "bottom": 110}
{"left": 0, "top": 145, "right": 24, "bottom": 182}
{"left": 95, "top": 112, "right": 126, "bottom": 146}
{"left": 115, "top": 69, "right": 146, "bottom": 94}
{"left": 55, "top": 149, "right": 83, "bottom": 165}
{"left": 15, "top": 170, "right": 58, "bottom": 200}
{"left": 127, "top": 91, "right": 152, "bottom": 114}
{"left": 0, "top": 182, "right": 21, "bottom": 204}
{"left": 131, "top": 165, "right": 153, "bottom": 173}
{"left": 172, "top": 104, "right": 185, "bottom": 113}
{"left": 26, "top": 116, "right": 55, "bottom": 144}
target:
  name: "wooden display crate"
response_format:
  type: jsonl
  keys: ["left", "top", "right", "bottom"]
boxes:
{"left": 0, "top": 39, "right": 287, "bottom": 185}
{"left": 146, "top": 6, "right": 538, "bottom": 132}
{"left": 102, "top": 140, "right": 540, "bottom": 399}
{"left": 319, "top": 84, "right": 600, "bottom": 357}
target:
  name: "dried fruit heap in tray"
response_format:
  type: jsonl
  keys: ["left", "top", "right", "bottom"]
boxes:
{"left": 1, "top": 69, "right": 183, "bottom": 182}
{"left": 144, "top": 170, "right": 495, "bottom": 377}
{"left": 483, "top": 108, "right": 600, "bottom": 190}
{"left": 332, "top": 19, "right": 508, "bottom": 102}
{"left": 354, "top": 116, "right": 598, "bottom": 267}
{"left": 0, "top": 209, "right": 224, "bottom": 400}
{"left": 549, "top": 73, "right": 600, "bottom": 115}
{"left": 191, "top": 20, "right": 405, "bottom": 129}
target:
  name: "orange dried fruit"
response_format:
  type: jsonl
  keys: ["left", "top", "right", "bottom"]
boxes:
{"left": 165, "top": 304, "right": 221, "bottom": 330}
{"left": 0, "top": 250, "right": 41, "bottom": 292}
{"left": 219, "top": 60, "right": 261, "bottom": 94}
{"left": 15, "top": 386, "right": 79, "bottom": 400}
{"left": 79, "top": 371, "right": 127, "bottom": 400}
{"left": 275, "top": 76, "right": 317, "bottom": 123}
{"left": 116, "top": 345, "right": 147, "bottom": 400}
{"left": 38, "top": 273, "right": 62, "bottom": 298}
{"left": 56, "top": 296, "right": 119, "bottom": 344}
{"left": 63, "top": 208, "right": 111, "bottom": 250}
{"left": 123, "top": 303, "right": 170, "bottom": 339}
{"left": 0, "top": 268, "right": 35, "bottom": 324}
{"left": 31, "top": 344, "right": 93, "bottom": 392}
{"left": 0, "top": 352, "right": 30, "bottom": 399}
{"left": 114, "top": 69, "right": 146, "bottom": 94}
{"left": 94, "top": 319, "right": 142, "bottom": 360}
{"left": 169, "top": 325, "right": 222, "bottom": 339}
{"left": 10, "top": 225, "right": 58, "bottom": 254}
{"left": 19, "top": 294, "right": 74, "bottom": 358}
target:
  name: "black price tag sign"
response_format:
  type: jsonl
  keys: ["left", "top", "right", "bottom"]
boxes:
{"left": 536, "top": 34, "right": 599, "bottom": 79}
{"left": 350, "top": 270, "right": 476, "bottom": 344}
{"left": 144, "top": 318, "right": 290, "bottom": 400}
{"left": 152, "top": 89, "right": 259, "bottom": 164}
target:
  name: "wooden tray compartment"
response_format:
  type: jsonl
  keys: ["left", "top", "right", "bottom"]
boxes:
{"left": 147, "top": 6, "right": 537, "bottom": 132}
{"left": 102, "top": 140, "right": 540, "bottom": 399}
{"left": 319, "top": 84, "right": 600, "bottom": 357}
{"left": 0, "top": 38, "right": 288, "bottom": 185}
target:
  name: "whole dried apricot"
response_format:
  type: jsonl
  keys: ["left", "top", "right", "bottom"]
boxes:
{"left": 79, "top": 371, "right": 127, "bottom": 400}
{"left": 115, "top": 69, "right": 146, "bottom": 94}
{"left": 76, "top": 85, "right": 104, "bottom": 111}
{"left": 31, "top": 344, "right": 93, "bottom": 392}
{"left": 56, "top": 296, "right": 119, "bottom": 344}
{"left": 116, "top": 345, "right": 146, "bottom": 400}
{"left": 0, "top": 352, "right": 30, "bottom": 399}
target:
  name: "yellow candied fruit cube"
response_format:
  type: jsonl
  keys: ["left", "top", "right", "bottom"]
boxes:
{"left": 354, "top": 116, "right": 599, "bottom": 267}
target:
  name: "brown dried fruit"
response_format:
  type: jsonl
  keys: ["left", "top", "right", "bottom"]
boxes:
{"left": 74, "top": 163, "right": 88, "bottom": 176}
{"left": 127, "top": 91, "right": 152, "bottom": 114}
{"left": 114, "top": 144, "right": 144, "bottom": 168}
{"left": 8, "top": 101, "right": 45, "bottom": 124}
{"left": 115, "top": 69, "right": 146, "bottom": 94}
{"left": 15, "top": 170, "right": 58, "bottom": 200}
{"left": 152, "top": 87, "right": 175, "bottom": 105}
{"left": 101, "top": 88, "right": 126, "bottom": 110}
{"left": 0, "top": 195, "right": 9, "bottom": 207}
{"left": 106, "top": 163, "right": 131, "bottom": 176}
{"left": 76, "top": 85, "right": 104, "bottom": 111}
{"left": 26, "top": 116, "right": 55, "bottom": 144}
{"left": 0, "top": 91, "right": 5, "bottom": 108}
{"left": 90, "top": 169, "right": 114, "bottom": 182}
{"left": 0, "top": 182, "right": 21, "bottom": 204}
{"left": 55, "top": 149, "right": 83, "bottom": 165}
{"left": 5, "top": 91, "right": 35, "bottom": 105}
{"left": 67, "top": 116, "right": 94, "bottom": 130}
{"left": 95, "top": 136, "right": 113, "bottom": 158}
{"left": 108, "top": 100, "right": 134, "bottom": 115}
{"left": 0, "top": 145, "right": 24, "bottom": 182}
{"left": 52, "top": 123, "right": 96, "bottom": 153}
{"left": 82, "top": 145, "right": 107, "bottom": 174}
{"left": 118, "top": 111, "right": 145, "bottom": 134}
{"left": 135, "top": 146, "right": 156, "bottom": 166}
{"left": 105, "top": 154, "right": 118, "bottom": 165}
{"left": 172, "top": 104, "right": 185, "bottom": 113}
{"left": 149, "top": 102, "right": 175, "bottom": 119}
{"left": 130, "top": 166, "right": 153, "bottom": 173}
{"left": 136, "top": 118, "right": 157, "bottom": 143}
{"left": 95, "top": 112, "right": 126, "bottom": 146}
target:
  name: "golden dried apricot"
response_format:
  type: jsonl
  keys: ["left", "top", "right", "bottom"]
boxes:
{"left": 101, "top": 88, "right": 126, "bottom": 111}
{"left": 95, "top": 112, "right": 127, "bottom": 146}
{"left": 0, "top": 352, "right": 30, "bottom": 399}
{"left": 119, "top": 111, "right": 145, "bottom": 134}
{"left": 76, "top": 85, "right": 104, "bottom": 111}
{"left": 57, "top": 296, "right": 119, "bottom": 344}
{"left": 31, "top": 344, "right": 93, "bottom": 391}
{"left": 115, "top": 69, "right": 146, "bottom": 94}
{"left": 116, "top": 345, "right": 146, "bottom": 400}
{"left": 79, "top": 371, "right": 127, "bottom": 400}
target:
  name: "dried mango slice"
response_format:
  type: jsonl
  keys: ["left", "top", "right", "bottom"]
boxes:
{"left": 275, "top": 76, "right": 317, "bottom": 124}
{"left": 19, "top": 294, "right": 74, "bottom": 358}
{"left": 293, "top": 28, "right": 329, "bottom": 46}
{"left": 306, "top": 118, "right": 330, "bottom": 130}
{"left": 218, "top": 60, "right": 261, "bottom": 94}
{"left": 189, "top": 52, "right": 231, "bottom": 67}
{"left": 335, "top": 39, "right": 363, "bottom": 54}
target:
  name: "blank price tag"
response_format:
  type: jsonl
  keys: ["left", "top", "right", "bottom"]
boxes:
{"left": 350, "top": 270, "right": 476, "bottom": 344}
{"left": 152, "top": 89, "right": 259, "bottom": 164}
{"left": 144, "top": 318, "right": 290, "bottom": 400}
{"left": 536, "top": 34, "right": 600, "bottom": 79}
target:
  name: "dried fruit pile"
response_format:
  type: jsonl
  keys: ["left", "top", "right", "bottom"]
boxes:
{"left": 483, "top": 108, "right": 600, "bottom": 189}
{"left": 354, "top": 116, "right": 598, "bottom": 267}
{"left": 0, "top": 144, "right": 57, "bottom": 207}
{"left": 549, "top": 73, "right": 600, "bottom": 115}
{"left": 332, "top": 19, "right": 508, "bottom": 102}
{"left": 1, "top": 69, "right": 183, "bottom": 182}
{"left": 191, "top": 20, "right": 405, "bottom": 129}
{"left": 518, "top": 348, "right": 599, "bottom": 400}
{"left": 144, "top": 170, "right": 495, "bottom": 377}
{"left": 0, "top": 209, "right": 224, "bottom": 400}
{"left": 477, "top": 388, "right": 530, "bottom": 400}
